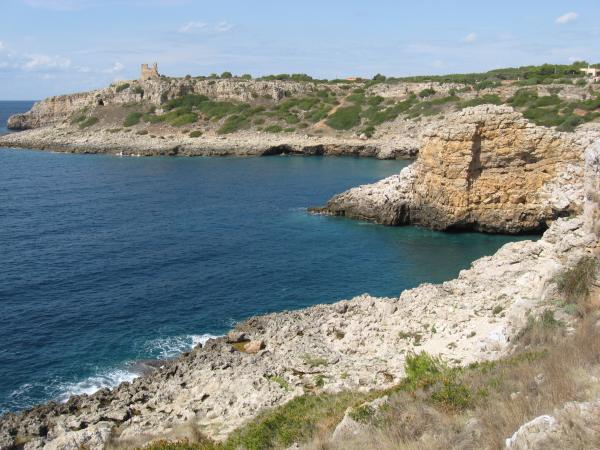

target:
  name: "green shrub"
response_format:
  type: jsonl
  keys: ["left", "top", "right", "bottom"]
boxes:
{"left": 124, "top": 112, "right": 143, "bottom": 127}
{"left": 555, "top": 256, "right": 598, "bottom": 305}
{"left": 264, "top": 125, "right": 283, "bottom": 133}
{"left": 326, "top": 105, "right": 361, "bottom": 130}
{"left": 221, "top": 71, "right": 233, "bottom": 79}
{"left": 189, "top": 130, "right": 202, "bottom": 138}
{"left": 71, "top": 115, "right": 86, "bottom": 124}
{"left": 136, "top": 130, "right": 148, "bottom": 135}
{"left": 164, "top": 94, "right": 209, "bottom": 111}
{"left": 458, "top": 94, "right": 502, "bottom": 109}
{"left": 265, "top": 375, "right": 290, "bottom": 391}
{"left": 143, "top": 113, "right": 165, "bottom": 124}
{"left": 404, "top": 352, "right": 444, "bottom": 388}
{"left": 78, "top": 117, "right": 98, "bottom": 129}
{"left": 348, "top": 404, "right": 375, "bottom": 423}
{"left": 430, "top": 380, "right": 472, "bottom": 410}
{"left": 218, "top": 114, "right": 250, "bottom": 134}
{"left": 132, "top": 86, "right": 144, "bottom": 95}
{"left": 169, "top": 112, "right": 198, "bottom": 127}
{"left": 508, "top": 89, "right": 538, "bottom": 107}
{"left": 115, "top": 83, "right": 130, "bottom": 93}
{"left": 303, "top": 355, "right": 328, "bottom": 367}
{"left": 557, "top": 115, "right": 584, "bottom": 132}
{"left": 418, "top": 88, "right": 436, "bottom": 98}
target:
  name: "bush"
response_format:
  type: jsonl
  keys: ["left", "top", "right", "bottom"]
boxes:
{"left": 124, "top": 112, "right": 143, "bottom": 127}
{"left": 264, "top": 125, "right": 283, "bottom": 133}
{"left": 115, "top": 83, "right": 130, "bottom": 93}
{"left": 418, "top": 88, "right": 436, "bottom": 98}
{"left": 218, "top": 114, "right": 250, "bottom": 134}
{"left": 71, "top": 115, "right": 86, "bottom": 124}
{"left": 169, "top": 112, "right": 198, "bottom": 127}
{"left": 557, "top": 115, "right": 584, "bottom": 132}
{"left": 221, "top": 71, "right": 233, "bottom": 79}
{"left": 326, "top": 105, "right": 361, "bottom": 130}
{"left": 404, "top": 352, "right": 444, "bottom": 388}
{"left": 143, "top": 113, "right": 165, "bottom": 124}
{"left": 508, "top": 89, "right": 538, "bottom": 107}
{"left": 132, "top": 86, "right": 144, "bottom": 95}
{"left": 135, "top": 130, "right": 148, "bottom": 135}
{"left": 164, "top": 95, "right": 209, "bottom": 111}
{"left": 430, "top": 380, "right": 472, "bottom": 411}
{"left": 78, "top": 117, "right": 98, "bottom": 129}
{"left": 459, "top": 94, "right": 502, "bottom": 109}
{"left": 189, "top": 130, "right": 202, "bottom": 138}
{"left": 555, "top": 256, "right": 598, "bottom": 306}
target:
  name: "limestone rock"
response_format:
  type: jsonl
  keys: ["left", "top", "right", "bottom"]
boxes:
{"left": 505, "top": 400, "right": 600, "bottom": 449}
{"left": 244, "top": 340, "right": 265, "bottom": 354}
{"left": 315, "top": 105, "right": 597, "bottom": 233}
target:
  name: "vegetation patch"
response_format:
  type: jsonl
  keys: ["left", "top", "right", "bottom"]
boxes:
{"left": 78, "top": 117, "right": 98, "bottom": 129}
{"left": 326, "top": 105, "right": 362, "bottom": 130}
{"left": 124, "top": 112, "right": 143, "bottom": 127}
{"left": 115, "top": 83, "right": 130, "bottom": 93}
{"left": 555, "top": 256, "right": 598, "bottom": 311}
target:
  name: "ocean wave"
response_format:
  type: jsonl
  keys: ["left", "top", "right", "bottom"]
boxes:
{"left": 143, "top": 333, "right": 219, "bottom": 359}
{"left": 4, "top": 333, "right": 220, "bottom": 411}
{"left": 56, "top": 368, "right": 138, "bottom": 402}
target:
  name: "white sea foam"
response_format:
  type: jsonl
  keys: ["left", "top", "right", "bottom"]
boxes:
{"left": 55, "top": 334, "right": 219, "bottom": 403}
{"left": 57, "top": 368, "right": 138, "bottom": 402}
{"left": 144, "top": 333, "right": 219, "bottom": 359}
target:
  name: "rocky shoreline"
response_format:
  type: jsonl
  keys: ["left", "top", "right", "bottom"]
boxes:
{"left": 0, "top": 126, "right": 418, "bottom": 159}
{"left": 0, "top": 214, "right": 596, "bottom": 449}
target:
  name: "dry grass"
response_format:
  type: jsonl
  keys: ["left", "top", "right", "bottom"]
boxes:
{"left": 307, "top": 305, "right": 600, "bottom": 450}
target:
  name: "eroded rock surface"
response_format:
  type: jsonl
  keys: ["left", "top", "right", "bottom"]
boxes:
{"left": 314, "top": 105, "right": 599, "bottom": 233}
{"left": 505, "top": 400, "right": 600, "bottom": 449}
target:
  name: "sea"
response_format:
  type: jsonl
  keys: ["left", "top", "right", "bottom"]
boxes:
{"left": 0, "top": 101, "right": 535, "bottom": 413}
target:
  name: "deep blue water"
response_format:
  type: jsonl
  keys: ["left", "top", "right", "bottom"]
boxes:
{"left": 0, "top": 102, "right": 535, "bottom": 414}
{"left": 0, "top": 101, "right": 35, "bottom": 134}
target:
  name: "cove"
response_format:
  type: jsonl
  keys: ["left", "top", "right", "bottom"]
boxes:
{"left": 0, "top": 148, "right": 535, "bottom": 413}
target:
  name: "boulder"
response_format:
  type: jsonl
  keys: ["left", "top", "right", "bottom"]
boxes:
{"left": 244, "top": 340, "right": 265, "bottom": 354}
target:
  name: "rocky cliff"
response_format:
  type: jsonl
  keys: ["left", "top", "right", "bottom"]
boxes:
{"left": 7, "top": 78, "right": 318, "bottom": 130}
{"left": 313, "top": 105, "right": 598, "bottom": 233}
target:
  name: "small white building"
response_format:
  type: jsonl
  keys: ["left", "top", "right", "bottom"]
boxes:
{"left": 580, "top": 66, "right": 600, "bottom": 80}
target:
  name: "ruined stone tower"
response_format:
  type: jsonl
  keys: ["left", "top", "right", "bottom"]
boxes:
{"left": 140, "top": 63, "right": 160, "bottom": 81}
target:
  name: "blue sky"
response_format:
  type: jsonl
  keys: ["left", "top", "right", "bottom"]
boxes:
{"left": 1, "top": 0, "right": 599, "bottom": 99}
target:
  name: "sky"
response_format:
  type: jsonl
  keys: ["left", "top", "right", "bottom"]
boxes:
{"left": 1, "top": 0, "right": 599, "bottom": 99}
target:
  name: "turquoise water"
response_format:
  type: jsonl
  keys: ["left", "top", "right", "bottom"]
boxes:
{"left": 0, "top": 103, "right": 535, "bottom": 414}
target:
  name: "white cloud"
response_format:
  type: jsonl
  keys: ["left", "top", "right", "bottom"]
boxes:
{"left": 23, "top": 54, "right": 71, "bottom": 70}
{"left": 102, "top": 62, "right": 125, "bottom": 74}
{"left": 179, "top": 21, "right": 207, "bottom": 33}
{"left": 462, "top": 32, "right": 477, "bottom": 43}
{"left": 22, "top": 0, "right": 90, "bottom": 10}
{"left": 556, "top": 12, "right": 578, "bottom": 24}
{"left": 214, "top": 21, "right": 234, "bottom": 33}
{"left": 0, "top": 41, "right": 5, "bottom": 51}
{"left": 178, "top": 21, "right": 234, "bottom": 34}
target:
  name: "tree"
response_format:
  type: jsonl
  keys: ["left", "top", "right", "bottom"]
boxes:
{"left": 221, "top": 71, "right": 233, "bottom": 79}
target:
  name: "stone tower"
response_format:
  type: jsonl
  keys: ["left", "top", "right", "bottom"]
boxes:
{"left": 140, "top": 63, "right": 160, "bottom": 81}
